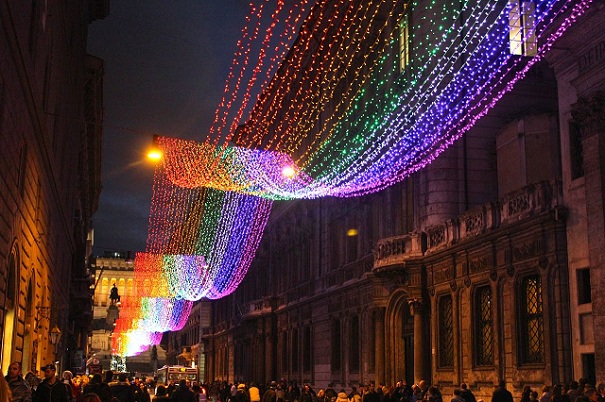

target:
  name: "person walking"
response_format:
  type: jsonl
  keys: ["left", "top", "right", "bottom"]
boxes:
{"left": 32, "top": 364, "right": 69, "bottom": 402}
{"left": 5, "top": 362, "right": 32, "bottom": 402}
{"left": 492, "top": 381, "right": 514, "bottom": 402}
{"left": 170, "top": 380, "right": 194, "bottom": 402}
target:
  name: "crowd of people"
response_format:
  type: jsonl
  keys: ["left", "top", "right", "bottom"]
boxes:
{"left": 1, "top": 363, "right": 604, "bottom": 402}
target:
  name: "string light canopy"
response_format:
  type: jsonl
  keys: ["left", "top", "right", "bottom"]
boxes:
{"left": 111, "top": 0, "right": 592, "bottom": 355}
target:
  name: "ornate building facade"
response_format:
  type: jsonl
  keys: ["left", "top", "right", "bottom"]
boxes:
{"left": 171, "top": 0, "right": 605, "bottom": 399}
{"left": 0, "top": 0, "right": 106, "bottom": 374}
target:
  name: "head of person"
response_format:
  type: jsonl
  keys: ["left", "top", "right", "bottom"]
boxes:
{"left": 42, "top": 364, "right": 57, "bottom": 381}
{"left": 81, "top": 393, "right": 102, "bottom": 402}
{"left": 179, "top": 379, "right": 188, "bottom": 388}
{"left": 499, "top": 380, "right": 506, "bottom": 389}
{"left": 104, "top": 370, "right": 114, "bottom": 383}
{"left": 63, "top": 370, "right": 73, "bottom": 382}
{"left": 90, "top": 374, "right": 102, "bottom": 384}
{"left": 418, "top": 381, "right": 428, "bottom": 392}
{"left": 118, "top": 373, "right": 127, "bottom": 383}
{"left": 156, "top": 385, "right": 168, "bottom": 396}
{"left": 7, "top": 362, "right": 21, "bottom": 380}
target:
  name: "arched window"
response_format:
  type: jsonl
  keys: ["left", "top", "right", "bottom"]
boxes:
{"left": 519, "top": 274, "right": 544, "bottom": 364}
{"left": 474, "top": 285, "right": 494, "bottom": 366}
{"left": 438, "top": 295, "right": 454, "bottom": 368}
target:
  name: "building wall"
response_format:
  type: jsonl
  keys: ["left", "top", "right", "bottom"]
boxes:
{"left": 0, "top": 0, "right": 105, "bottom": 374}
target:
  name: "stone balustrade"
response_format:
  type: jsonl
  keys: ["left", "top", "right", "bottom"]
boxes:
{"left": 374, "top": 180, "right": 562, "bottom": 270}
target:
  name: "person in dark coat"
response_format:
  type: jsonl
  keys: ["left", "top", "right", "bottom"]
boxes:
{"left": 33, "top": 364, "right": 70, "bottom": 402}
{"left": 109, "top": 374, "right": 135, "bottom": 402}
{"left": 492, "top": 381, "right": 514, "bottom": 402}
{"left": 262, "top": 382, "right": 278, "bottom": 402}
{"left": 5, "top": 362, "right": 32, "bottom": 402}
{"left": 152, "top": 386, "right": 170, "bottom": 402}
{"left": 168, "top": 380, "right": 194, "bottom": 402}
{"left": 83, "top": 374, "right": 112, "bottom": 402}
{"left": 459, "top": 384, "right": 476, "bottom": 402}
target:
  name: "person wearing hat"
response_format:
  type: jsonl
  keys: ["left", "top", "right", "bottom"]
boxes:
{"left": 230, "top": 384, "right": 248, "bottom": 402}
{"left": 32, "top": 364, "right": 70, "bottom": 402}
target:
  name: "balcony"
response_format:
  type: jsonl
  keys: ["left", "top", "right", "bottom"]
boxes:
{"left": 373, "top": 180, "right": 562, "bottom": 270}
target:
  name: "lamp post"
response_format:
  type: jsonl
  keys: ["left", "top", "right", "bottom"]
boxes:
{"left": 49, "top": 325, "right": 62, "bottom": 365}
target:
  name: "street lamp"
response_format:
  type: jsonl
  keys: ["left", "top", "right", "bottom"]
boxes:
{"left": 49, "top": 325, "right": 62, "bottom": 361}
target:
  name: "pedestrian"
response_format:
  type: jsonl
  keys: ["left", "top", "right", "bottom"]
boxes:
{"left": 459, "top": 384, "right": 476, "bottom": 402}
{"left": 153, "top": 386, "right": 170, "bottom": 402}
{"left": 109, "top": 373, "right": 135, "bottom": 402}
{"left": 262, "top": 382, "right": 278, "bottom": 402}
{"left": 249, "top": 383, "right": 260, "bottom": 402}
{"left": 492, "top": 381, "right": 514, "bottom": 402}
{"left": 5, "top": 362, "right": 32, "bottom": 402}
{"left": 81, "top": 394, "right": 102, "bottom": 402}
{"left": 170, "top": 380, "right": 194, "bottom": 402}
{"left": 61, "top": 371, "right": 76, "bottom": 402}
{"left": 32, "top": 364, "right": 70, "bottom": 402}
{"left": 83, "top": 374, "right": 112, "bottom": 402}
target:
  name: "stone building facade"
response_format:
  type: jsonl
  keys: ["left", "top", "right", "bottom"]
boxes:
{"left": 171, "top": 0, "right": 605, "bottom": 399}
{"left": 0, "top": 0, "right": 106, "bottom": 374}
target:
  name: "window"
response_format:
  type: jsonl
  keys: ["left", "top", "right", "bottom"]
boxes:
{"left": 509, "top": 1, "right": 537, "bottom": 56}
{"left": 569, "top": 121, "right": 584, "bottom": 180}
{"left": 576, "top": 268, "right": 591, "bottom": 305}
{"left": 349, "top": 316, "right": 360, "bottom": 372}
{"left": 474, "top": 286, "right": 494, "bottom": 366}
{"left": 399, "top": 14, "right": 410, "bottom": 73}
{"left": 331, "top": 319, "right": 341, "bottom": 371}
{"left": 520, "top": 275, "right": 544, "bottom": 364}
{"left": 438, "top": 295, "right": 454, "bottom": 368}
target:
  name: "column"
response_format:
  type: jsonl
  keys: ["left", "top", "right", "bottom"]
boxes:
{"left": 409, "top": 298, "right": 425, "bottom": 384}
{"left": 572, "top": 92, "right": 605, "bottom": 381}
{"left": 374, "top": 308, "right": 385, "bottom": 386}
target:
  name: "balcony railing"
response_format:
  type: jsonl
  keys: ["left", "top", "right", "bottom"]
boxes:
{"left": 374, "top": 180, "right": 562, "bottom": 270}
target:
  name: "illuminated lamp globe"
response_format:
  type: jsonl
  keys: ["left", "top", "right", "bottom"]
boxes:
{"left": 282, "top": 165, "right": 296, "bottom": 178}
{"left": 147, "top": 149, "right": 163, "bottom": 162}
{"left": 347, "top": 228, "right": 359, "bottom": 237}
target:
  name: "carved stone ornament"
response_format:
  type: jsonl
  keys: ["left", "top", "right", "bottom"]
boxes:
{"left": 464, "top": 277, "right": 471, "bottom": 288}
{"left": 571, "top": 91, "right": 605, "bottom": 136}
{"left": 490, "top": 269, "right": 498, "bottom": 282}
{"left": 408, "top": 298, "right": 423, "bottom": 315}
{"left": 449, "top": 280, "right": 457, "bottom": 292}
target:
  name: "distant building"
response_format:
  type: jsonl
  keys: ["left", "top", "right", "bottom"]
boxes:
{"left": 90, "top": 254, "right": 166, "bottom": 374}
{"left": 0, "top": 0, "right": 107, "bottom": 374}
{"left": 171, "top": 0, "right": 605, "bottom": 398}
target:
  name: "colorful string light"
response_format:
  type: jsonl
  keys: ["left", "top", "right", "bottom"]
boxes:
{"left": 111, "top": 0, "right": 592, "bottom": 356}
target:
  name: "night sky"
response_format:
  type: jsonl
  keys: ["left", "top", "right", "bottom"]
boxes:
{"left": 87, "top": 1, "right": 249, "bottom": 255}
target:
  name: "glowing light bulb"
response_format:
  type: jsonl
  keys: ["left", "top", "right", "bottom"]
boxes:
{"left": 282, "top": 165, "right": 296, "bottom": 178}
{"left": 147, "top": 149, "right": 163, "bottom": 162}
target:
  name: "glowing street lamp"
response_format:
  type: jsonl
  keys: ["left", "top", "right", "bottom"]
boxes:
{"left": 147, "top": 149, "right": 163, "bottom": 162}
